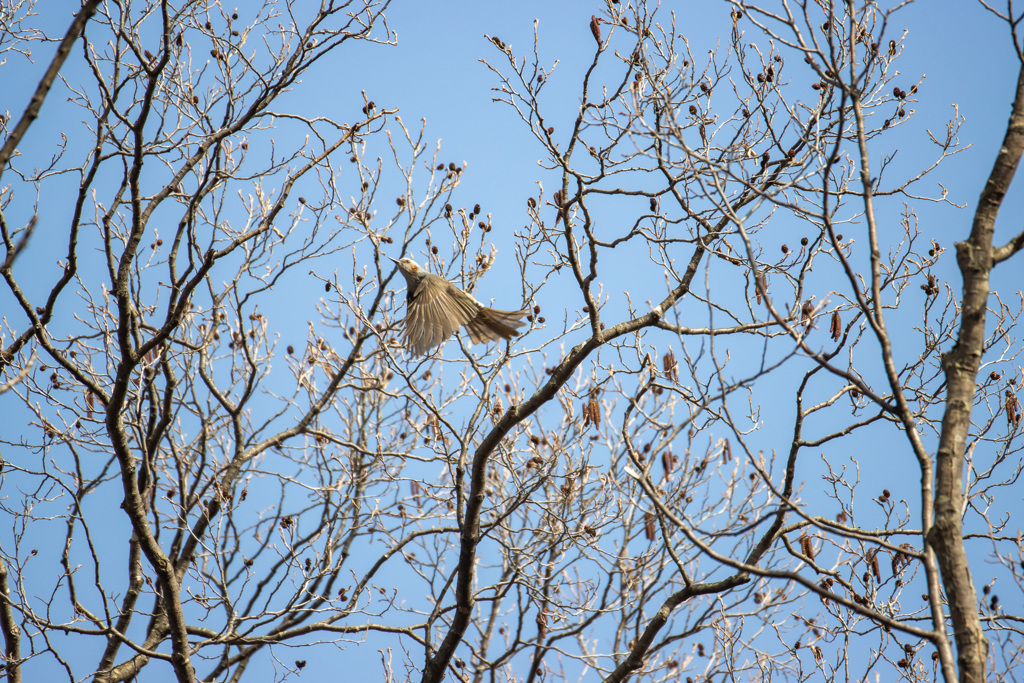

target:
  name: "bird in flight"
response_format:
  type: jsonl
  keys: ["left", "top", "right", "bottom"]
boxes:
{"left": 389, "top": 256, "right": 529, "bottom": 355}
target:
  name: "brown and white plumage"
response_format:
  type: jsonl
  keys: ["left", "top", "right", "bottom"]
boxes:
{"left": 389, "top": 256, "right": 528, "bottom": 355}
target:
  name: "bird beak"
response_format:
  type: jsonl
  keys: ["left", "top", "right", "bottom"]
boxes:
{"left": 387, "top": 256, "right": 399, "bottom": 264}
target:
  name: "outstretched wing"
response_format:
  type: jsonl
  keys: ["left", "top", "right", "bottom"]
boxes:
{"left": 404, "top": 276, "right": 479, "bottom": 355}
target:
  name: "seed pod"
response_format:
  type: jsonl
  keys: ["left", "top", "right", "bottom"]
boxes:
{"left": 584, "top": 399, "right": 601, "bottom": 427}
{"left": 662, "top": 349, "right": 678, "bottom": 380}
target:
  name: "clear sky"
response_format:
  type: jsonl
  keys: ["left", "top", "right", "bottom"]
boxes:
{"left": 7, "top": 1, "right": 1021, "bottom": 319}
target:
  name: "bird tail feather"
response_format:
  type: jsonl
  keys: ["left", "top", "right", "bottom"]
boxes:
{"left": 465, "top": 307, "right": 529, "bottom": 344}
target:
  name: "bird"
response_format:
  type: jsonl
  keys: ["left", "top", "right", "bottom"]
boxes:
{"left": 389, "top": 256, "right": 529, "bottom": 355}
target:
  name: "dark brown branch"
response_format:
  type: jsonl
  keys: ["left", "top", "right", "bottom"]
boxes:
{"left": 931, "top": 51, "right": 1024, "bottom": 683}
{"left": 0, "top": 0, "right": 102, "bottom": 182}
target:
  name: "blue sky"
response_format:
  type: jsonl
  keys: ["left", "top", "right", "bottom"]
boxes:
{"left": 7, "top": 1, "right": 1020, "bottom": 314}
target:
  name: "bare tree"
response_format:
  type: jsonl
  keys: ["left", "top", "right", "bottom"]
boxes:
{"left": 1, "top": 1, "right": 1023, "bottom": 682}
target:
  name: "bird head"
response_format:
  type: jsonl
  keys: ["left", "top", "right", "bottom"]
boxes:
{"left": 388, "top": 256, "right": 426, "bottom": 287}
